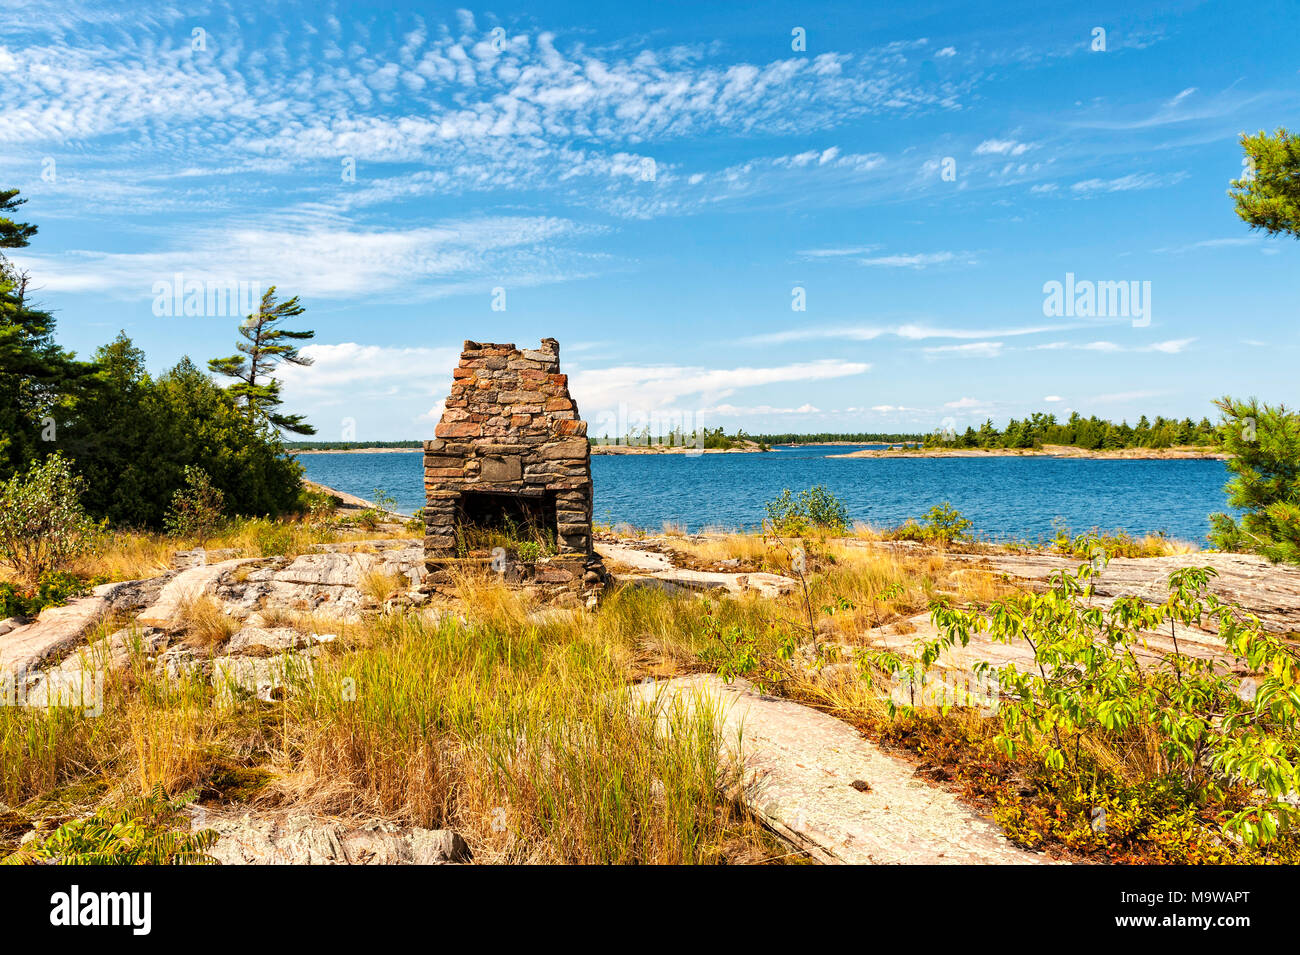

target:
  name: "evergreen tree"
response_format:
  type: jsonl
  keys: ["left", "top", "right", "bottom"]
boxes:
{"left": 208, "top": 286, "right": 316, "bottom": 435}
{"left": 58, "top": 333, "right": 158, "bottom": 525}
{"left": 149, "top": 357, "right": 304, "bottom": 521}
{"left": 1231, "top": 128, "right": 1300, "bottom": 239}
{"left": 0, "top": 191, "right": 82, "bottom": 478}
{"left": 1210, "top": 396, "right": 1300, "bottom": 563}
{"left": 0, "top": 189, "right": 38, "bottom": 249}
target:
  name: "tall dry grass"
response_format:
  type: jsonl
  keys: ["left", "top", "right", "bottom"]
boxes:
{"left": 0, "top": 634, "right": 277, "bottom": 811}
{"left": 64, "top": 531, "right": 177, "bottom": 582}
{"left": 177, "top": 594, "right": 238, "bottom": 647}
{"left": 286, "top": 603, "right": 763, "bottom": 863}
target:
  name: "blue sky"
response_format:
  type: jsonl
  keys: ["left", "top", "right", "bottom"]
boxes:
{"left": 2, "top": 0, "right": 1297, "bottom": 440}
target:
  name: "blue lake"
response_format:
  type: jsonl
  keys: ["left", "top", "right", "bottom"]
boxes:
{"left": 297, "top": 445, "right": 1234, "bottom": 544}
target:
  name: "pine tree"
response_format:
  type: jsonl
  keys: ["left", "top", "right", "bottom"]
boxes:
{"left": 0, "top": 190, "right": 38, "bottom": 249}
{"left": 0, "top": 190, "right": 81, "bottom": 477}
{"left": 1210, "top": 396, "right": 1300, "bottom": 563}
{"left": 208, "top": 286, "right": 316, "bottom": 436}
{"left": 1231, "top": 128, "right": 1300, "bottom": 239}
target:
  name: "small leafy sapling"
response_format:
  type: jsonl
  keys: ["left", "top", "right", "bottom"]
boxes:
{"left": 920, "top": 539, "right": 1299, "bottom": 847}
{"left": 922, "top": 502, "right": 972, "bottom": 545}
{"left": 165, "top": 466, "right": 225, "bottom": 546}
{"left": 0, "top": 452, "right": 97, "bottom": 582}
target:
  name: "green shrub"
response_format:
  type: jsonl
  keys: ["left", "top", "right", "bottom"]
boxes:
{"left": 0, "top": 570, "right": 99, "bottom": 618}
{"left": 920, "top": 502, "right": 971, "bottom": 544}
{"left": 0, "top": 453, "right": 98, "bottom": 582}
{"left": 302, "top": 489, "right": 338, "bottom": 529}
{"left": 66, "top": 349, "right": 305, "bottom": 528}
{"left": 926, "top": 544, "right": 1300, "bottom": 847}
{"left": 355, "top": 488, "right": 399, "bottom": 531}
{"left": 252, "top": 520, "right": 296, "bottom": 556}
{"left": 2, "top": 786, "right": 218, "bottom": 865}
{"left": 883, "top": 503, "right": 972, "bottom": 545}
{"left": 764, "top": 485, "right": 850, "bottom": 535}
{"left": 164, "top": 465, "right": 226, "bottom": 545}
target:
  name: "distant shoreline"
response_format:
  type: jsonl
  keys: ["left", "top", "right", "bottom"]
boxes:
{"left": 774, "top": 441, "right": 921, "bottom": 448}
{"left": 591, "top": 444, "right": 762, "bottom": 455}
{"left": 289, "top": 442, "right": 1227, "bottom": 461}
{"left": 830, "top": 444, "right": 1229, "bottom": 461}
{"left": 290, "top": 447, "right": 423, "bottom": 455}
{"left": 292, "top": 444, "right": 763, "bottom": 456}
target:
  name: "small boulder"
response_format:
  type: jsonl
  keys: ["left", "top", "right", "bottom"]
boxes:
{"left": 225, "top": 627, "right": 308, "bottom": 655}
{"left": 410, "top": 828, "right": 472, "bottom": 864}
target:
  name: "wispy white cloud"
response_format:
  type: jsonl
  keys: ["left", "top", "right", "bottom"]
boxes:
{"left": 702, "top": 402, "right": 821, "bottom": 416}
{"left": 1152, "top": 236, "right": 1262, "bottom": 254}
{"left": 923, "top": 341, "right": 1003, "bottom": 359}
{"left": 1070, "top": 172, "right": 1188, "bottom": 194}
{"left": 12, "top": 212, "right": 603, "bottom": 302}
{"left": 796, "top": 244, "right": 882, "bottom": 258}
{"left": 571, "top": 358, "right": 870, "bottom": 415}
{"left": 279, "top": 343, "right": 461, "bottom": 396}
{"left": 0, "top": 17, "right": 970, "bottom": 232}
{"left": 1144, "top": 338, "right": 1196, "bottom": 354}
{"left": 1031, "top": 338, "right": 1195, "bottom": 354}
{"left": 747, "top": 322, "right": 1061, "bottom": 346}
{"left": 974, "top": 138, "right": 1033, "bottom": 156}
{"left": 858, "top": 250, "right": 978, "bottom": 268}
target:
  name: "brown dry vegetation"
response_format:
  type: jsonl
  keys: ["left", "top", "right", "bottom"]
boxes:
{"left": 5, "top": 523, "right": 1290, "bottom": 865}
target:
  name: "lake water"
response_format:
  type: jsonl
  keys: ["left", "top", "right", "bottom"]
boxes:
{"left": 297, "top": 445, "right": 1234, "bottom": 544}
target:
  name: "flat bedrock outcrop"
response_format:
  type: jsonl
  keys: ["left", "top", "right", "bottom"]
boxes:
{"left": 632, "top": 674, "right": 1051, "bottom": 865}
{"left": 0, "top": 577, "right": 161, "bottom": 685}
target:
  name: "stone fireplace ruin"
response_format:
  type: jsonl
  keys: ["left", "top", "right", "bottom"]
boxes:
{"left": 423, "top": 338, "right": 606, "bottom": 602}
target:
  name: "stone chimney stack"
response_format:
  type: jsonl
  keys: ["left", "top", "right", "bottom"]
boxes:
{"left": 423, "top": 338, "right": 604, "bottom": 598}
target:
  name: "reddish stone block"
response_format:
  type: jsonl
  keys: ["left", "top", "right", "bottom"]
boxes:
{"left": 436, "top": 421, "right": 482, "bottom": 438}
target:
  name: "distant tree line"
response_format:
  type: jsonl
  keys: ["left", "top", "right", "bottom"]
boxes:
{"left": 756, "top": 432, "right": 923, "bottom": 445}
{"left": 923, "top": 412, "right": 1221, "bottom": 451}
{"left": 594, "top": 427, "right": 754, "bottom": 449}
{"left": 0, "top": 188, "right": 312, "bottom": 527}
{"left": 285, "top": 440, "right": 422, "bottom": 450}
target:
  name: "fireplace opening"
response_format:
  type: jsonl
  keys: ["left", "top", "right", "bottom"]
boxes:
{"left": 456, "top": 490, "right": 558, "bottom": 550}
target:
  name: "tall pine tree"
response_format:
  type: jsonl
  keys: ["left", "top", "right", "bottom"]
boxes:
{"left": 1212, "top": 130, "right": 1300, "bottom": 562}
{"left": 208, "top": 286, "right": 316, "bottom": 436}
{"left": 0, "top": 189, "right": 80, "bottom": 478}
